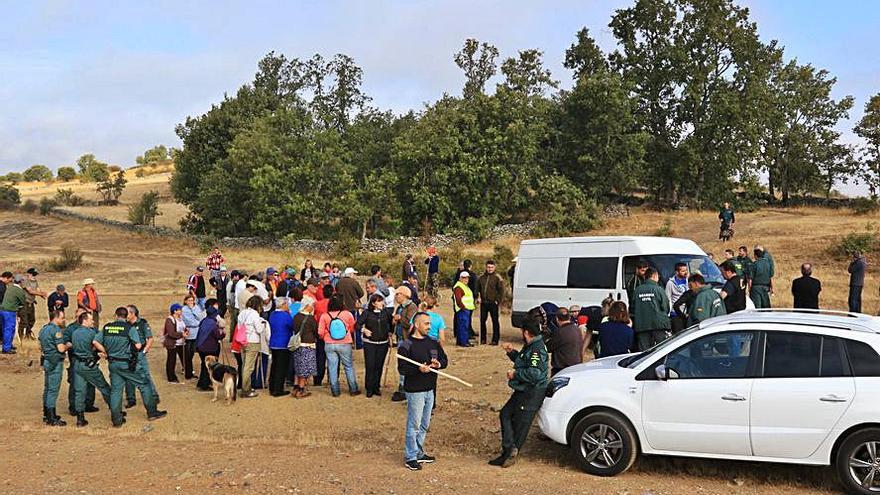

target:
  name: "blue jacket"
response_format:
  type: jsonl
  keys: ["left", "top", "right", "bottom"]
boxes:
{"left": 597, "top": 322, "right": 635, "bottom": 358}
{"left": 268, "top": 309, "right": 294, "bottom": 349}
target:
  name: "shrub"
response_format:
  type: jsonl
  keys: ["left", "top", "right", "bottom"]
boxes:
{"left": 0, "top": 184, "right": 20, "bottom": 209}
{"left": 48, "top": 244, "right": 84, "bottom": 272}
{"left": 833, "top": 232, "right": 877, "bottom": 258}
{"left": 333, "top": 236, "right": 361, "bottom": 259}
{"left": 851, "top": 197, "right": 880, "bottom": 215}
{"left": 655, "top": 218, "right": 674, "bottom": 237}
{"left": 460, "top": 216, "right": 495, "bottom": 243}
{"left": 20, "top": 199, "right": 38, "bottom": 213}
{"left": 532, "top": 174, "right": 602, "bottom": 238}
{"left": 128, "top": 190, "right": 162, "bottom": 226}
{"left": 108, "top": 165, "right": 122, "bottom": 173}
{"left": 1, "top": 172, "right": 23, "bottom": 184}
{"left": 53, "top": 188, "right": 92, "bottom": 207}
{"left": 56, "top": 166, "right": 77, "bottom": 182}
{"left": 23, "top": 164, "right": 53, "bottom": 182}
{"left": 134, "top": 168, "right": 147, "bottom": 179}
{"left": 39, "top": 197, "right": 57, "bottom": 215}
{"left": 96, "top": 171, "right": 127, "bottom": 205}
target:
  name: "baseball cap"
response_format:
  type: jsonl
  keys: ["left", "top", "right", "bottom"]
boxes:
{"left": 320, "top": 272, "right": 330, "bottom": 279}
{"left": 285, "top": 268, "right": 296, "bottom": 276}
{"left": 246, "top": 280, "right": 262, "bottom": 289}
{"left": 306, "top": 277, "right": 320, "bottom": 287}
{"left": 459, "top": 271, "right": 470, "bottom": 279}
{"left": 267, "top": 267, "right": 277, "bottom": 275}
{"left": 220, "top": 265, "right": 228, "bottom": 271}
{"left": 196, "top": 266, "right": 205, "bottom": 272}
{"left": 169, "top": 303, "right": 183, "bottom": 313}
{"left": 26, "top": 267, "right": 39, "bottom": 276}
{"left": 395, "top": 286, "right": 412, "bottom": 299}
{"left": 344, "top": 267, "right": 357, "bottom": 276}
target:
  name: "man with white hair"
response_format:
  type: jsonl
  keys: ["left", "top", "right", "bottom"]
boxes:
{"left": 268, "top": 297, "right": 294, "bottom": 397}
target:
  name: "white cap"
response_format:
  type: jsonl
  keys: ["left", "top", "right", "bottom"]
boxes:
{"left": 344, "top": 267, "right": 357, "bottom": 276}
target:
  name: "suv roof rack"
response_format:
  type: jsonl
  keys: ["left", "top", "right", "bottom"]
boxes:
{"left": 705, "top": 308, "right": 880, "bottom": 334}
{"left": 746, "top": 308, "right": 866, "bottom": 319}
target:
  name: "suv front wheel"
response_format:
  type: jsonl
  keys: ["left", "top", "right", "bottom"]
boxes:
{"left": 836, "top": 428, "right": 880, "bottom": 495}
{"left": 570, "top": 411, "right": 638, "bottom": 476}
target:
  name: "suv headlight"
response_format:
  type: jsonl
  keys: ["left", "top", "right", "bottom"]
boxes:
{"left": 545, "top": 376, "right": 570, "bottom": 398}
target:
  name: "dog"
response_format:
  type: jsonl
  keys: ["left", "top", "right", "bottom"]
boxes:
{"left": 204, "top": 355, "right": 238, "bottom": 405}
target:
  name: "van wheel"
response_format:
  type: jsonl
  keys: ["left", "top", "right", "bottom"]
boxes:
{"left": 836, "top": 428, "right": 880, "bottom": 495}
{"left": 570, "top": 412, "right": 638, "bottom": 477}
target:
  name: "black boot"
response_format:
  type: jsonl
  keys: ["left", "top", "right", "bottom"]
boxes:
{"left": 501, "top": 448, "right": 519, "bottom": 468}
{"left": 47, "top": 409, "right": 66, "bottom": 426}
{"left": 488, "top": 449, "right": 510, "bottom": 466}
{"left": 42, "top": 407, "right": 50, "bottom": 425}
{"left": 76, "top": 412, "right": 88, "bottom": 427}
{"left": 84, "top": 405, "right": 100, "bottom": 413}
{"left": 124, "top": 400, "right": 136, "bottom": 409}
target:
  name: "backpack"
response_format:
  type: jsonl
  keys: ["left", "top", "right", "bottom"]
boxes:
{"left": 328, "top": 313, "right": 348, "bottom": 340}
{"left": 288, "top": 316, "right": 306, "bottom": 351}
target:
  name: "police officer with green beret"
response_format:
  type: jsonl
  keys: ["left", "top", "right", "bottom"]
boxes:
{"left": 64, "top": 309, "right": 98, "bottom": 416}
{"left": 687, "top": 274, "right": 727, "bottom": 325}
{"left": 70, "top": 311, "right": 113, "bottom": 427}
{"left": 632, "top": 268, "right": 671, "bottom": 351}
{"left": 489, "top": 317, "right": 548, "bottom": 468}
{"left": 748, "top": 245, "right": 774, "bottom": 309}
{"left": 96, "top": 307, "right": 166, "bottom": 427}
{"left": 39, "top": 310, "right": 69, "bottom": 426}
{"left": 123, "top": 305, "right": 160, "bottom": 409}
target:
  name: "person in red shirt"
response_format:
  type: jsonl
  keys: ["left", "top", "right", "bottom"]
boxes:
{"left": 205, "top": 247, "right": 225, "bottom": 279}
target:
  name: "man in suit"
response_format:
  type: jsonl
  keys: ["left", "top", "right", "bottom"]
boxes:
{"left": 791, "top": 263, "right": 822, "bottom": 310}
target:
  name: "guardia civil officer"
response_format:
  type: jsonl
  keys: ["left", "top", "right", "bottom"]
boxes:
{"left": 123, "top": 305, "right": 160, "bottom": 409}
{"left": 39, "top": 310, "right": 68, "bottom": 426}
{"left": 631, "top": 268, "right": 671, "bottom": 350}
{"left": 489, "top": 317, "right": 549, "bottom": 468}
{"left": 96, "top": 307, "right": 166, "bottom": 427}
{"left": 687, "top": 274, "right": 727, "bottom": 325}
{"left": 70, "top": 311, "right": 113, "bottom": 427}
{"left": 748, "top": 245, "right": 774, "bottom": 309}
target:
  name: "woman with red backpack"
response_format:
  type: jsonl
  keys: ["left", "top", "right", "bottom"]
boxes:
{"left": 317, "top": 294, "right": 360, "bottom": 397}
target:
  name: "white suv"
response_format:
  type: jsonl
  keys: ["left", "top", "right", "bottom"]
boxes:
{"left": 538, "top": 309, "right": 880, "bottom": 495}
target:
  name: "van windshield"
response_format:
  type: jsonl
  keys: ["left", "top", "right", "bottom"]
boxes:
{"left": 623, "top": 254, "right": 724, "bottom": 288}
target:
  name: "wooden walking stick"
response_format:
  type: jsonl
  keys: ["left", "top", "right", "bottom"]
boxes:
{"left": 395, "top": 353, "right": 473, "bottom": 388}
{"left": 382, "top": 340, "right": 392, "bottom": 388}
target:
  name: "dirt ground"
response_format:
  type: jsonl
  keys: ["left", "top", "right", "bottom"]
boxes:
{"left": 0, "top": 208, "right": 866, "bottom": 494}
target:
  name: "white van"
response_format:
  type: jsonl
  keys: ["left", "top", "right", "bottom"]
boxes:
{"left": 511, "top": 236, "right": 729, "bottom": 327}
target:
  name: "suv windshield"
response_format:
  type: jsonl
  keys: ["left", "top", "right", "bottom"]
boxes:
{"left": 624, "top": 254, "right": 724, "bottom": 288}
{"left": 620, "top": 324, "right": 701, "bottom": 369}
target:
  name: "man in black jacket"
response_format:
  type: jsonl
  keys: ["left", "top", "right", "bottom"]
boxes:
{"left": 211, "top": 267, "right": 231, "bottom": 318}
{"left": 545, "top": 308, "right": 582, "bottom": 376}
{"left": 791, "top": 263, "right": 821, "bottom": 309}
{"left": 398, "top": 313, "right": 448, "bottom": 471}
{"left": 848, "top": 252, "right": 867, "bottom": 313}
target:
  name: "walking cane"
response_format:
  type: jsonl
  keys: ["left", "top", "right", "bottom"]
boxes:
{"left": 382, "top": 339, "right": 392, "bottom": 388}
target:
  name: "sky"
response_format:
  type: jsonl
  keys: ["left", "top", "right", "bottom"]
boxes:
{"left": 1, "top": 0, "right": 878, "bottom": 192}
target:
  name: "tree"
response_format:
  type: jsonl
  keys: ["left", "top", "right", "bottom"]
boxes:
{"left": 855, "top": 94, "right": 880, "bottom": 196}
{"left": 499, "top": 49, "right": 558, "bottom": 96}
{"left": 1, "top": 172, "right": 23, "bottom": 184}
{"left": 454, "top": 39, "right": 499, "bottom": 99}
{"left": 128, "top": 191, "right": 162, "bottom": 226}
{"left": 96, "top": 171, "right": 127, "bottom": 204}
{"left": 56, "top": 166, "right": 77, "bottom": 182}
{"left": 77, "top": 154, "right": 110, "bottom": 182}
{"left": 23, "top": 164, "right": 53, "bottom": 182}
{"left": 0, "top": 184, "right": 20, "bottom": 209}
{"left": 136, "top": 145, "right": 170, "bottom": 165}
{"left": 564, "top": 28, "right": 608, "bottom": 79}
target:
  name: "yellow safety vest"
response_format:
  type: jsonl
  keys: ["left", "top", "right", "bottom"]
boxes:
{"left": 453, "top": 281, "right": 475, "bottom": 311}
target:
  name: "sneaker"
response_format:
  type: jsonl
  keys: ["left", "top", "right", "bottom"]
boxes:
{"left": 488, "top": 450, "right": 509, "bottom": 466}
{"left": 350, "top": 390, "right": 362, "bottom": 397}
{"left": 147, "top": 410, "right": 168, "bottom": 421}
{"left": 404, "top": 460, "right": 422, "bottom": 471}
{"left": 242, "top": 391, "right": 259, "bottom": 398}
{"left": 417, "top": 454, "right": 435, "bottom": 464}
{"left": 271, "top": 390, "right": 291, "bottom": 397}
{"left": 84, "top": 406, "right": 100, "bottom": 413}
{"left": 391, "top": 391, "right": 406, "bottom": 402}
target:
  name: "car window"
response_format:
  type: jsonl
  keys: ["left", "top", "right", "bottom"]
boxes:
{"left": 664, "top": 331, "right": 755, "bottom": 379}
{"left": 763, "top": 332, "right": 821, "bottom": 378}
{"left": 567, "top": 257, "right": 617, "bottom": 289}
{"left": 845, "top": 339, "right": 880, "bottom": 377}
{"left": 623, "top": 254, "right": 724, "bottom": 288}
{"left": 821, "top": 337, "right": 847, "bottom": 377}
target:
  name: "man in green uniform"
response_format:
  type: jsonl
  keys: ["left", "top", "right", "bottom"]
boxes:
{"left": 748, "top": 245, "right": 774, "bottom": 309}
{"left": 687, "top": 274, "right": 727, "bottom": 325}
{"left": 124, "top": 304, "right": 160, "bottom": 408}
{"left": 64, "top": 309, "right": 99, "bottom": 416}
{"left": 632, "top": 268, "right": 671, "bottom": 351}
{"left": 39, "top": 310, "right": 69, "bottom": 426}
{"left": 625, "top": 261, "right": 649, "bottom": 314}
{"left": 70, "top": 311, "right": 112, "bottom": 427}
{"left": 736, "top": 246, "right": 752, "bottom": 281}
{"left": 490, "top": 317, "right": 549, "bottom": 468}
{"left": 96, "top": 307, "right": 166, "bottom": 427}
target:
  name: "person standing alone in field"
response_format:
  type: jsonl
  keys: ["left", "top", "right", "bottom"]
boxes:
{"left": 718, "top": 201, "right": 735, "bottom": 241}
{"left": 424, "top": 247, "right": 440, "bottom": 298}
{"left": 205, "top": 247, "right": 225, "bottom": 280}
{"left": 848, "top": 251, "right": 867, "bottom": 313}
{"left": 791, "top": 263, "right": 822, "bottom": 310}
{"left": 477, "top": 260, "right": 505, "bottom": 346}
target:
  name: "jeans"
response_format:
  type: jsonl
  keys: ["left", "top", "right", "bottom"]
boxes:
{"left": 197, "top": 297, "right": 206, "bottom": 310}
{"left": 480, "top": 302, "right": 500, "bottom": 344}
{"left": 404, "top": 390, "right": 435, "bottom": 461}
{"left": 314, "top": 340, "right": 326, "bottom": 386}
{"left": 849, "top": 285, "right": 863, "bottom": 313}
{"left": 325, "top": 343, "right": 358, "bottom": 395}
{"left": 363, "top": 341, "right": 388, "bottom": 395}
{"left": 184, "top": 339, "right": 197, "bottom": 379}
{"left": 351, "top": 310, "right": 363, "bottom": 349}
{"left": 0, "top": 310, "right": 16, "bottom": 352}
{"left": 454, "top": 310, "right": 472, "bottom": 346}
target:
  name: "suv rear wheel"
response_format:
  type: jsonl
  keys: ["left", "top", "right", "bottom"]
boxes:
{"left": 835, "top": 428, "right": 880, "bottom": 495}
{"left": 570, "top": 412, "right": 638, "bottom": 476}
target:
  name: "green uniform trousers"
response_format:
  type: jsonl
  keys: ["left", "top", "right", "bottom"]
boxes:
{"left": 500, "top": 387, "right": 547, "bottom": 451}
{"left": 42, "top": 358, "right": 64, "bottom": 409}
{"left": 73, "top": 361, "right": 111, "bottom": 413}
{"left": 109, "top": 361, "right": 158, "bottom": 424}
{"left": 750, "top": 285, "right": 771, "bottom": 309}
{"left": 67, "top": 362, "right": 95, "bottom": 413}
{"left": 124, "top": 353, "right": 160, "bottom": 405}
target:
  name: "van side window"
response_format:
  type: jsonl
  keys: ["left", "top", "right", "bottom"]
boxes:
{"left": 844, "top": 339, "right": 880, "bottom": 377}
{"left": 567, "top": 257, "right": 617, "bottom": 289}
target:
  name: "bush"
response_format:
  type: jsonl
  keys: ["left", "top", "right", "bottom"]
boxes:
{"left": 48, "top": 244, "right": 84, "bottom": 272}
{"left": 56, "top": 166, "right": 77, "bottom": 182}
{"left": 833, "top": 232, "right": 877, "bottom": 258}
{"left": 851, "top": 197, "right": 880, "bottom": 215}
{"left": 128, "top": 190, "right": 162, "bottom": 226}
{"left": 20, "top": 199, "right": 38, "bottom": 213}
{"left": 23, "top": 164, "right": 53, "bottom": 182}
{"left": 108, "top": 165, "right": 122, "bottom": 173}
{"left": 1, "top": 172, "right": 23, "bottom": 184}
{"left": 53, "top": 188, "right": 92, "bottom": 207}
{"left": 135, "top": 168, "right": 147, "bottom": 178}
{"left": 39, "top": 197, "right": 57, "bottom": 215}
{"left": 532, "top": 174, "right": 602, "bottom": 238}
{"left": 460, "top": 216, "right": 495, "bottom": 243}
{"left": 333, "top": 236, "right": 361, "bottom": 259}
{"left": 655, "top": 218, "right": 674, "bottom": 237}
{"left": 0, "top": 184, "right": 20, "bottom": 209}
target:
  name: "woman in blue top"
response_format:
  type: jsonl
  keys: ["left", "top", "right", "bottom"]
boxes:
{"left": 597, "top": 301, "right": 635, "bottom": 359}
{"left": 419, "top": 295, "right": 446, "bottom": 344}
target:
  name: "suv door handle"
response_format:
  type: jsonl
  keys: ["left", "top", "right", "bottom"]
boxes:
{"left": 721, "top": 393, "right": 747, "bottom": 402}
{"left": 819, "top": 394, "right": 848, "bottom": 403}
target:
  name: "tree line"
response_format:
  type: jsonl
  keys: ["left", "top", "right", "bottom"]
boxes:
{"left": 164, "top": 0, "right": 876, "bottom": 240}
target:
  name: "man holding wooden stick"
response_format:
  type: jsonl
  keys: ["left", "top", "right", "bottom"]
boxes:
{"left": 489, "top": 317, "right": 548, "bottom": 468}
{"left": 398, "top": 312, "right": 448, "bottom": 471}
